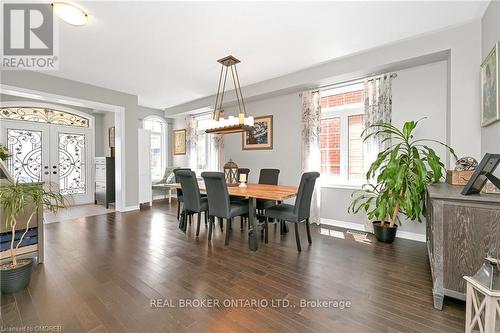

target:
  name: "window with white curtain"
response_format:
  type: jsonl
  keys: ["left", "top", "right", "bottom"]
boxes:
{"left": 194, "top": 113, "right": 216, "bottom": 173}
{"left": 143, "top": 116, "right": 167, "bottom": 181}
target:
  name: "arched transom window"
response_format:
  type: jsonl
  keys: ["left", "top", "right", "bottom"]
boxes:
{"left": 143, "top": 116, "right": 167, "bottom": 181}
{"left": 0, "top": 107, "right": 90, "bottom": 127}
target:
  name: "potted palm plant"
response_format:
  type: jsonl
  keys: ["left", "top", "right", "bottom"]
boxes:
{"left": 349, "top": 119, "right": 456, "bottom": 243}
{"left": 0, "top": 180, "right": 65, "bottom": 293}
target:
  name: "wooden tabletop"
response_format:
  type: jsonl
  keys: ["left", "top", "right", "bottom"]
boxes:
{"left": 171, "top": 183, "right": 298, "bottom": 201}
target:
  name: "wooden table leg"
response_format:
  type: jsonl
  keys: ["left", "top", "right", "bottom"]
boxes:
{"left": 248, "top": 197, "right": 258, "bottom": 251}
{"left": 169, "top": 189, "right": 172, "bottom": 204}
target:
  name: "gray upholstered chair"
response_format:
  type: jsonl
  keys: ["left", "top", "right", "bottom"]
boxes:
{"left": 177, "top": 170, "right": 208, "bottom": 236}
{"left": 263, "top": 171, "right": 320, "bottom": 252}
{"left": 201, "top": 172, "right": 249, "bottom": 245}
{"left": 173, "top": 168, "right": 191, "bottom": 220}
{"left": 256, "top": 168, "right": 280, "bottom": 211}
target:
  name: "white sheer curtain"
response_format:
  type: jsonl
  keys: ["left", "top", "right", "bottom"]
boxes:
{"left": 301, "top": 90, "right": 321, "bottom": 225}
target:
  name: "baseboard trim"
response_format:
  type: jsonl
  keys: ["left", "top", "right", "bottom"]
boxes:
{"left": 320, "top": 218, "right": 425, "bottom": 243}
{"left": 120, "top": 205, "right": 140, "bottom": 212}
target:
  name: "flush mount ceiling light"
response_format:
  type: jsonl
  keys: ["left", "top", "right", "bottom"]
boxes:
{"left": 51, "top": 2, "right": 89, "bottom": 26}
{"left": 204, "top": 55, "right": 254, "bottom": 134}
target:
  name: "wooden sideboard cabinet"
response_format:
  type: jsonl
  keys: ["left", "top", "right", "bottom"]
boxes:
{"left": 426, "top": 183, "right": 500, "bottom": 310}
{"left": 94, "top": 157, "right": 115, "bottom": 208}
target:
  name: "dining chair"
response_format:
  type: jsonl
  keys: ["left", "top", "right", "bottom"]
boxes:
{"left": 201, "top": 172, "right": 249, "bottom": 245}
{"left": 257, "top": 168, "right": 280, "bottom": 211}
{"left": 173, "top": 168, "right": 191, "bottom": 220}
{"left": 263, "top": 171, "right": 320, "bottom": 252}
{"left": 177, "top": 170, "right": 209, "bottom": 236}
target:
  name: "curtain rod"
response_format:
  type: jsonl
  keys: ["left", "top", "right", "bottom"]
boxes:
{"left": 318, "top": 72, "right": 398, "bottom": 91}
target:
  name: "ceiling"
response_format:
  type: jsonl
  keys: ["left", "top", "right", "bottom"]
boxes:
{"left": 51, "top": 1, "right": 489, "bottom": 109}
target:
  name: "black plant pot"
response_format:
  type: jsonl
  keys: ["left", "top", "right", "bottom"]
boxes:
{"left": 372, "top": 221, "right": 398, "bottom": 243}
{"left": 1, "top": 258, "right": 33, "bottom": 294}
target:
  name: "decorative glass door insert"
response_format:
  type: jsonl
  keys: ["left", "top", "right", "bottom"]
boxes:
{"left": 1, "top": 117, "right": 93, "bottom": 205}
{"left": 59, "top": 133, "right": 86, "bottom": 195}
{"left": 6, "top": 128, "right": 44, "bottom": 183}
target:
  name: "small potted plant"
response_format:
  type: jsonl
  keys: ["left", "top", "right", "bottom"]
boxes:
{"left": 349, "top": 119, "right": 456, "bottom": 243}
{"left": 0, "top": 181, "right": 65, "bottom": 293}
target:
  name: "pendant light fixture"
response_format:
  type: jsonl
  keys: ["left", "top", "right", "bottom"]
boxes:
{"left": 205, "top": 55, "right": 254, "bottom": 134}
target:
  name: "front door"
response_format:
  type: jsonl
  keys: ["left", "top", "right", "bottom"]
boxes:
{"left": 0, "top": 119, "right": 94, "bottom": 205}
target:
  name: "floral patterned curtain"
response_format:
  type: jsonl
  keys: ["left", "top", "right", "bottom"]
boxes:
{"left": 363, "top": 75, "right": 393, "bottom": 168}
{"left": 301, "top": 90, "right": 321, "bottom": 225}
{"left": 185, "top": 115, "right": 197, "bottom": 171}
{"left": 209, "top": 134, "right": 224, "bottom": 171}
{"left": 363, "top": 75, "right": 393, "bottom": 231}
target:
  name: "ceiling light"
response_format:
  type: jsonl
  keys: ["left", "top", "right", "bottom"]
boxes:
{"left": 52, "top": 2, "right": 89, "bottom": 26}
{"left": 205, "top": 55, "right": 254, "bottom": 135}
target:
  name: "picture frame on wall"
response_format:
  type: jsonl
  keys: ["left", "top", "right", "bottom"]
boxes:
{"left": 242, "top": 115, "right": 273, "bottom": 150}
{"left": 173, "top": 129, "right": 187, "bottom": 155}
{"left": 480, "top": 42, "right": 499, "bottom": 127}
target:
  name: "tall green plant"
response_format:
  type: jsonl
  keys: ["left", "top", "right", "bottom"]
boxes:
{"left": 349, "top": 119, "right": 456, "bottom": 227}
{"left": 0, "top": 181, "right": 65, "bottom": 267}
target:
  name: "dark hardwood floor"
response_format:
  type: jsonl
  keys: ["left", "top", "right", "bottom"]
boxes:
{"left": 1, "top": 199, "right": 465, "bottom": 333}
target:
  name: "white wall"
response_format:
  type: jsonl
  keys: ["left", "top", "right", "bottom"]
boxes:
{"left": 481, "top": 0, "right": 500, "bottom": 175}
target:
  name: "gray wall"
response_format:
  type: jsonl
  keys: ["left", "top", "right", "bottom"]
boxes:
{"left": 224, "top": 93, "right": 302, "bottom": 186}
{"left": 166, "top": 21, "right": 481, "bottom": 170}
{"left": 481, "top": 0, "right": 500, "bottom": 176}
{"left": 222, "top": 61, "right": 447, "bottom": 236}
{"left": 1, "top": 71, "right": 164, "bottom": 208}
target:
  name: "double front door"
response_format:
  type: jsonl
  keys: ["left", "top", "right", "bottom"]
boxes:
{"left": 0, "top": 120, "right": 93, "bottom": 205}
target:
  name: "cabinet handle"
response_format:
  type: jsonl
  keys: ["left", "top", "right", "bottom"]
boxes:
{"left": 52, "top": 171, "right": 57, "bottom": 174}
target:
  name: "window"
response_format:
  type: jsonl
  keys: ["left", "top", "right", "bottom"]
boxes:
{"left": 194, "top": 113, "right": 216, "bottom": 173}
{"left": 143, "top": 116, "right": 167, "bottom": 181}
{"left": 320, "top": 83, "right": 365, "bottom": 185}
{"left": 1, "top": 107, "right": 89, "bottom": 127}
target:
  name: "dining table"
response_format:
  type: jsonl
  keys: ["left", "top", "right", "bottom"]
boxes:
{"left": 171, "top": 182, "right": 298, "bottom": 251}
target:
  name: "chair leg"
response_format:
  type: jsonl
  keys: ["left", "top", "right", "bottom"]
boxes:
{"left": 264, "top": 217, "right": 269, "bottom": 244}
{"left": 208, "top": 216, "right": 213, "bottom": 241}
{"left": 225, "top": 218, "right": 232, "bottom": 246}
{"left": 240, "top": 217, "right": 244, "bottom": 231}
{"left": 305, "top": 218, "right": 312, "bottom": 244}
{"left": 177, "top": 202, "right": 180, "bottom": 220}
{"left": 196, "top": 212, "right": 201, "bottom": 237}
{"left": 204, "top": 211, "right": 208, "bottom": 226}
{"left": 294, "top": 223, "right": 301, "bottom": 252}
{"left": 189, "top": 214, "right": 192, "bottom": 225}
{"left": 219, "top": 217, "right": 224, "bottom": 232}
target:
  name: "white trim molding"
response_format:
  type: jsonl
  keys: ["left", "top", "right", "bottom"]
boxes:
{"left": 121, "top": 205, "right": 140, "bottom": 212}
{"left": 320, "top": 218, "right": 426, "bottom": 242}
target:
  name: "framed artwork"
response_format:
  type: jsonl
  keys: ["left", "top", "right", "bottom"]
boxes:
{"left": 480, "top": 42, "right": 499, "bottom": 127}
{"left": 108, "top": 127, "right": 115, "bottom": 148}
{"left": 173, "top": 129, "right": 186, "bottom": 155}
{"left": 242, "top": 115, "right": 273, "bottom": 150}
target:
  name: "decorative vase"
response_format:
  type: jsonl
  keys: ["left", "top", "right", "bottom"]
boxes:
{"left": 372, "top": 221, "right": 398, "bottom": 243}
